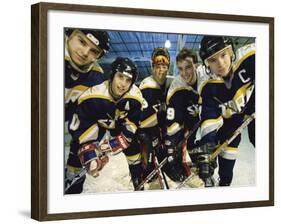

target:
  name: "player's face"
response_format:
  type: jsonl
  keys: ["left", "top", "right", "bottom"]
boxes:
{"left": 152, "top": 63, "right": 169, "bottom": 85}
{"left": 67, "top": 30, "right": 103, "bottom": 67}
{"left": 206, "top": 48, "right": 233, "bottom": 78}
{"left": 177, "top": 57, "right": 197, "bottom": 85}
{"left": 111, "top": 72, "right": 133, "bottom": 98}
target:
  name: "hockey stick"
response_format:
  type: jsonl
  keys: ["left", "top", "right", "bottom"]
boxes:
{"left": 64, "top": 167, "right": 87, "bottom": 194}
{"left": 176, "top": 113, "right": 255, "bottom": 189}
{"left": 136, "top": 120, "right": 201, "bottom": 190}
{"left": 136, "top": 157, "right": 168, "bottom": 190}
{"left": 153, "top": 154, "right": 169, "bottom": 190}
{"left": 209, "top": 113, "right": 255, "bottom": 161}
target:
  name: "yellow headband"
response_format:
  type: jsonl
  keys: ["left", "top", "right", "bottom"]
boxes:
{"left": 153, "top": 55, "right": 169, "bottom": 65}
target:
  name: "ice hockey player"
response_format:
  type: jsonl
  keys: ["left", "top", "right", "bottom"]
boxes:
{"left": 165, "top": 48, "right": 206, "bottom": 188}
{"left": 137, "top": 47, "right": 172, "bottom": 189}
{"left": 64, "top": 28, "right": 110, "bottom": 193}
{"left": 65, "top": 28, "right": 110, "bottom": 122}
{"left": 198, "top": 35, "right": 255, "bottom": 186}
{"left": 65, "top": 57, "right": 144, "bottom": 193}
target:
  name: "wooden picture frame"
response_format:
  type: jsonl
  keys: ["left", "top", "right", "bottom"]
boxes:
{"left": 31, "top": 2, "right": 274, "bottom": 221}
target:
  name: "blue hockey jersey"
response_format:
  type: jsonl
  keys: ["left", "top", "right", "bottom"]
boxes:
{"left": 165, "top": 65, "right": 208, "bottom": 148}
{"left": 139, "top": 76, "right": 172, "bottom": 132}
{"left": 69, "top": 80, "right": 144, "bottom": 162}
{"left": 199, "top": 44, "right": 255, "bottom": 145}
{"left": 64, "top": 39, "right": 105, "bottom": 123}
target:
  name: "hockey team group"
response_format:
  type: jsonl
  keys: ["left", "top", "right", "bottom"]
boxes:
{"left": 64, "top": 28, "right": 255, "bottom": 194}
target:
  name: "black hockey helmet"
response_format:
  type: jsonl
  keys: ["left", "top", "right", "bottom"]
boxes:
{"left": 65, "top": 28, "right": 110, "bottom": 58}
{"left": 199, "top": 36, "right": 233, "bottom": 64}
{"left": 110, "top": 57, "right": 138, "bottom": 85}
{"left": 151, "top": 47, "right": 170, "bottom": 67}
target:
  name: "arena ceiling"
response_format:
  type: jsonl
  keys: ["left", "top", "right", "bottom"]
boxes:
{"left": 99, "top": 31, "right": 255, "bottom": 82}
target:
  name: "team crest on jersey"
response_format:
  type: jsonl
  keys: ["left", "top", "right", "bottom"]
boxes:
{"left": 187, "top": 104, "right": 200, "bottom": 117}
{"left": 70, "top": 73, "right": 79, "bottom": 81}
{"left": 98, "top": 113, "right": 116, "bottom": 129}
{"left": 116, "top": 109, "right": 128, "bottom": 120}
{"left": 98, "top": 119, "right": 115, "bottom": 129}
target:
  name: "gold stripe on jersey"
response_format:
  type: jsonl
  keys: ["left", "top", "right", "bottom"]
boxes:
{"left": 198, "top": 96, "right": 202, "bottom": 104}
{"left": 140, "top": 113, "right": 158, "bottom": 128}
{"left": 220, "top": 146, "right": 239, "bottom": 160}
{"left": 140, "top": 84, "right": 161, "bottom": 90}
{"left": 78, "top": 94, "right": 113, "bottom": 104}
{"left": 66, "top": 165, "right": 83, "bottom": 174}
{"left": 201, "top": 116, "right": 223, "bottom": 138}
{"left": 79, "top": 123, "right": 99, "bottom": 144}
{"left": 65, "top": 85, "right": 89, "bottom": 102}
{"left": 123, "top": 95, "right": 143, "bottom": 105}
{"left": 139, "top": 76, "right": 160, "bottom": 90}
{"left": 224, "top": 146, "right": 239, "bottom": 151}
{"left": 124, "top": 118, "right": 138, "bottom": 135}
{"left": 126, "top": 153, "right": 141, "bottom": 165}
{"left": 233, "top": 50, "right": 255, "bottom": 73}
{"left": 199, "top": 80, "right": 224, "bottom": 95}
{"left": 167, "top": 122, "right": 182, "bottom": 136}
{"left": 166, "top": 87, "right": 192, "bottom": 105}
{"left": 233, "top": 82, "right": 252, "bottom": 101}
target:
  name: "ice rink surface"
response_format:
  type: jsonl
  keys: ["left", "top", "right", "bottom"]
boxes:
{"left": 65, "top": 127, "right": 255, "bottom": 193}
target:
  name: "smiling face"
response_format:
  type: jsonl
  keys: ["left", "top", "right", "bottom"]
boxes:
{"left": 67, "top": 30, "right": 103, "bottom": 67}
{"left": 152, "top": 63, "right": 169, "bottom": 85}
{"left": 111, "top": 72, "right": 133, "bottom": 98}
{"left": 206, "top": 47, "right": 233, "bottom": 78}
{"left": 177, "top": 57, "right": 197, "bottom": 85}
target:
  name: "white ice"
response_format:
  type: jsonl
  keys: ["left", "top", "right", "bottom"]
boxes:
{"left": 64, "top": 127, "right": 255, "bottom": 193}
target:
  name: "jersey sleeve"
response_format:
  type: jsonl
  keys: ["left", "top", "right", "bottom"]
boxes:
{"left": 165, "top": 90, "right": 186, "bottom": 148}
{"left": 69, "top": 91, "right": 103, "bottom": 146}
{"left": 117, "top": 97, "right": 143, "bottom": 143}
{"left": 139, "top": 88, "right": 159, "bottom": 129}
{"left": 200, "top": 84, "right": 223, "bottom": 144}
{"left": 64, "top": 66, "right": 106, "bottom": 122}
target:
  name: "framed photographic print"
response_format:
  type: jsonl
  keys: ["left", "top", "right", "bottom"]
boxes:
{"left": 31, "top": 2, "right": 274, "bottom": 221}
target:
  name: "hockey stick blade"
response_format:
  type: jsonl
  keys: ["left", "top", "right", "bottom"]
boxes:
{"left": 136, "top": 157, "right": 168, "bottom": 190}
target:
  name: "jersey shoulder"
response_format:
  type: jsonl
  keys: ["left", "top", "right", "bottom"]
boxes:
{"left": 139, "top": 76, "right": 160, "bottom": 90}
{"left": 196, "top": 64, "right": 210, "bottom": 92}
{"left": 199, "top": 78, "right": 224, "bottom": 97}
{"left": 123, "top": 84, "right": 144, "bottom": 105}
{"left": 233, "top": 43, "right": 256, "bottom": 71}
{"left": 78, "top": 80, "right": 112, "bottom": 104}
{"left": 167, "top": 76, "right": 190, "bottom": 103}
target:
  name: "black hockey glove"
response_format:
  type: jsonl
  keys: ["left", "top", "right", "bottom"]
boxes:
{"left": 163, "top": 143, "right": 188, "bottom": 182}
{"left": 189, "top": 142, "right": 217, "bottom": 181}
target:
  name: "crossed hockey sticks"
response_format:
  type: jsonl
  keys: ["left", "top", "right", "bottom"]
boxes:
{"left": 65, "top": 119, "right": 202, "bottom": 193}
{"left": 176, "top": 112, "right": 255, "bottom": 189}
{"left": 136, "top": 120, "right": 201, "bottom": 190}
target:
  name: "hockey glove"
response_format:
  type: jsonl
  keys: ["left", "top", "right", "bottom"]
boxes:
{"left": 189, "top": 142, "right": 217, "bottom": 181}
{"left": 164, "top": 144, "right": 189, "bottom": 182}
{"left": 99, "top": 134, "right": 129, "bottom": 155}
{"left": 78, "top": 142, "right": 109, "bottom": 177}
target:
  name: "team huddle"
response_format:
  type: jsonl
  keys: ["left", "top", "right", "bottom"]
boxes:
{"left": 64, "top": 28, "right": 255, "bottom": 194}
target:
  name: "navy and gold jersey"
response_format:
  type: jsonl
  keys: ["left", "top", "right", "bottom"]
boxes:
{"left": 200, "top": 44, "right": 255, "bottom": 149}
{"left": 165, "top": 66, "right": 209, "bottom": 149}
{"left": 64, "top": 40, "right": 105, "bottom": 122}
{"left": 139, "top": 75, "right": 172, "bottom": 132}
{"left": 69, "top": 80, "right": 143, "bottom": 153}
